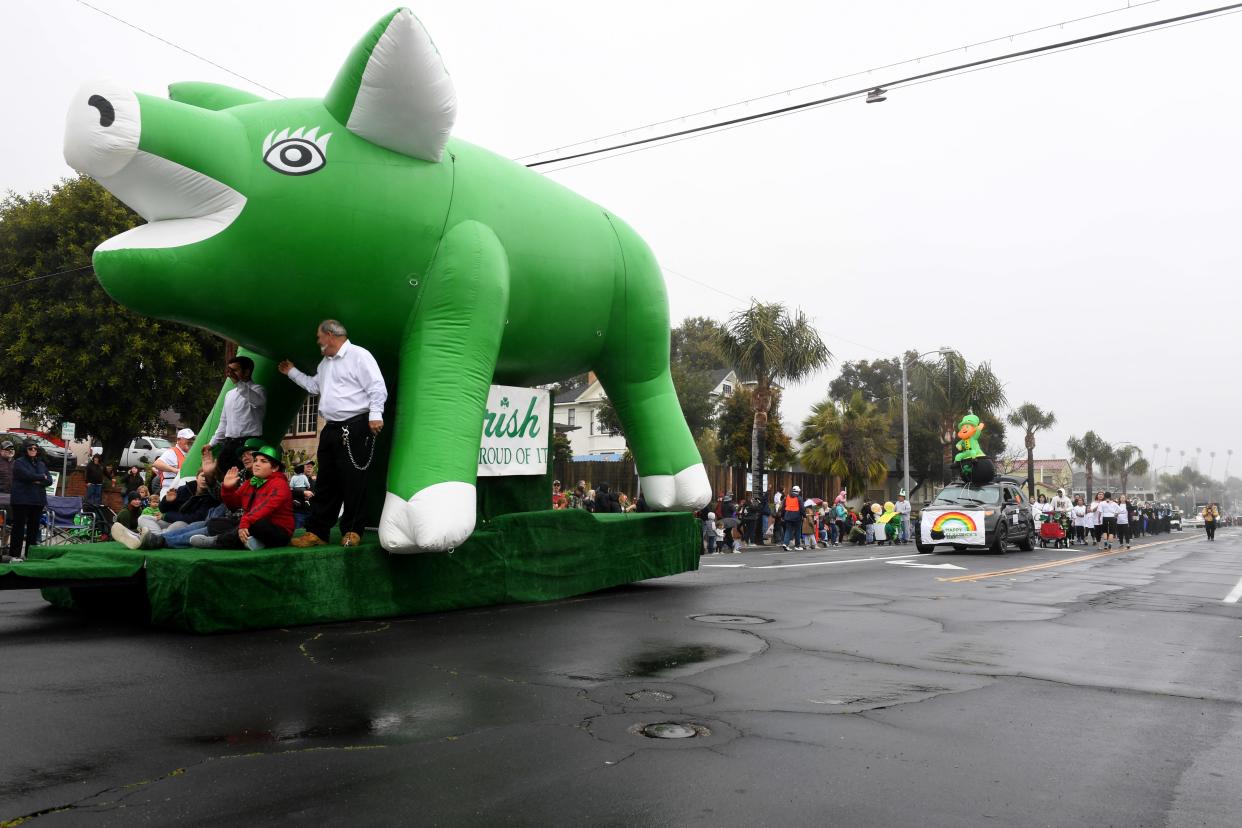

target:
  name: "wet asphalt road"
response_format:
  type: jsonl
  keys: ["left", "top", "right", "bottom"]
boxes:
{"left": 2, "top": 528, "right": 1241, "bottom": 827}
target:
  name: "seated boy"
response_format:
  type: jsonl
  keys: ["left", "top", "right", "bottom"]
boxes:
{"left": 192, "top": 446, "right": 294, "bottom": 550}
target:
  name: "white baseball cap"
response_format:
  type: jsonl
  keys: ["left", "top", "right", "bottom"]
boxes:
{"left": 176, "top": 428, "right": 196, "bottom": 439}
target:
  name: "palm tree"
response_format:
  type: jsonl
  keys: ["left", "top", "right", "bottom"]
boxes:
{"left": 799, "top": 391, "right": 895, "bottom": 496}
{"left": 1067, "top": 431, "right": 1111, "bottom": 500}
{"left": 1112, "top": 445, "right": 1149, "bottom": 495}
{"left": 1006, "top": 403, "right": 1056, "bottom": 497}
{"left": 1181, "top": 465, "right": 1211, "bottom": 508}
{"left": 910, "top": 351, "right": 1007, "bottom": 482}
{"left": 1160, "top": 472, "right": 1189, "bottom": 506}
{"left": 716, "top": 301, "right": 831, "bottom": 497}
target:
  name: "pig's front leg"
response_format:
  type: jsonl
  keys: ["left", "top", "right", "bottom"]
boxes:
{"left": 378, "top": 221, "right": 509, "bottom": 553}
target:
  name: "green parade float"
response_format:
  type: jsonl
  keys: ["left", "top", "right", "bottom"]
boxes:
{"left": 1, "top": 8, "right": 711, "bottom": 632}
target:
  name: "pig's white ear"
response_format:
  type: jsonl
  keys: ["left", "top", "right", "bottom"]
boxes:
{"left": 324, "top": 7, "right": 456, "bottom": 163}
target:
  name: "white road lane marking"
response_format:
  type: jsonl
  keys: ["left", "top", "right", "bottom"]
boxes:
{"left": 886, "top": 560, "right": 968, "bottom": 570}
{"left": 1224, "top": 575, "right": 1242, "bottom": 603}
{"left": 703, "top": 553, "right": 931, "bottom": 571}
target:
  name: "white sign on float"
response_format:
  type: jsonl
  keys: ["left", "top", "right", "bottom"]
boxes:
{"left": 920, "top": 508, "right": 987, "bottom": 547}
{"left": 477, "top": 385, "right": 549, "bottom": 477}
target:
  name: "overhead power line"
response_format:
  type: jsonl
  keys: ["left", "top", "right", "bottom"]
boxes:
{"left": 74, "top": 0, "right": 286, "bottom": 98}
{"left": 516, "top": 0, "right": 1167, "bottom": 161}
{"left": 527, "top": 2, "right": 1242, "bottom": 170}
{"left": 0, "top": 264, "right": 95, "bottom": 291}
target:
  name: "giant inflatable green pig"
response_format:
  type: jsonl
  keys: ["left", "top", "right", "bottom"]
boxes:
{"left": 64, "top": 8, "right": 711, "bottom": 553}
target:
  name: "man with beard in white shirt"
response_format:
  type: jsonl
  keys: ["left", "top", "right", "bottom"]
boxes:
{"left": 280, "top": 319, "right": 388, "bottom": 548}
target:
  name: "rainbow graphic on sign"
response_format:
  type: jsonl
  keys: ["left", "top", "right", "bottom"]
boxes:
{"left": 931, "top": 512, "right": 978, "bottom": 534}
{"left": 923, "top": 509, "right": 986, "bottom": 544}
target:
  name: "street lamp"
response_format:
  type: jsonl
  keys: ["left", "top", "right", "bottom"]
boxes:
{"left": 901, "top": 348, "right": 955, "bottom": 502}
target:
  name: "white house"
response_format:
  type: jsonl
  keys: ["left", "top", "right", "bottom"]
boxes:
{"left": 552, "top": 369, "right": 739, "bottom": 460}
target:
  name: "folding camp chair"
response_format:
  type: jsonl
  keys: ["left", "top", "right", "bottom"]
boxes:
{"left": 43, "top": 495, "right": 97, "bottom": 545}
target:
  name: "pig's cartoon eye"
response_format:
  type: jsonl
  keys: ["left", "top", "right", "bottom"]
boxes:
{"left": 262, "top": 127, "right": 331, "bottom": 176}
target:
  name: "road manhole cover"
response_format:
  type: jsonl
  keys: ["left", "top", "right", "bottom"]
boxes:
{"left": 689, "top": 613, "right": 771, "bottom": 625}
{"left": 637, "top": 722, "right": 707, "bottom": 739}
{"left": 626, "top": 689, "right": 675, "bottom": 702}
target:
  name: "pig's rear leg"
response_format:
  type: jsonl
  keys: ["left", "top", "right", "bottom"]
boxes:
{"left": 597, "top": 367, "right": 711, "bottom": 511}
{"left": 593, "top": 229, "right": 710, "bottom": 511}
{"left": 377, "top": 221, "right": 508, "bottom": 552}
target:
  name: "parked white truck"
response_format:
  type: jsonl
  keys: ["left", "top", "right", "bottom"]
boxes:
{"left": 119, "top": 436, "right": 172, "bottom": 468}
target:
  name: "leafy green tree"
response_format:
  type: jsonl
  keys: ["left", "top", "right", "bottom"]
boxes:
{"left": 910, "top": 351, "right": 1007, "bottom": 482}
{"left": 0, "top": 176, "right": 225, "bottom": 460}
{"left": 1006, "top": 403, "right": 1056, "bottom": 497}
{"left": 830, "top": 351, "right": 1006, "bottom": 492}
{"left": 799, "top": 391, "right": 895, "bottom": 496}
{"left": 716, "top": 301, "right": 830, "bottom": 496}
{"left": 1067, "top": 431, "right": 1111, "bottom": 500}
{"left": 828, "top": 356, "right": 902, "bottom": 406}
{"left": 716, "top": 386, "right": 794, "bottom": 472}
{"left": 551, "top": 431, "right": 573, "bottom": 463}
{"left": 671, "top": 316, "right": 729, "bottom": 373}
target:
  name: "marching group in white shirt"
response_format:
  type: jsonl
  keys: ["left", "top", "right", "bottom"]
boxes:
{"left": 1031, "top": 488, "right": 1146, "bottom": 550}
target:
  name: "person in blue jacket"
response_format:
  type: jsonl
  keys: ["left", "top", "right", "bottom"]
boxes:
{"left": 5, "top": 439, "right": 53, "bottom": 563}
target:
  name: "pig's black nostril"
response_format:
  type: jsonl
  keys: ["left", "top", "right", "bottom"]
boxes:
{"left": 87, "top": 94, "right": 115, "bottom": 127}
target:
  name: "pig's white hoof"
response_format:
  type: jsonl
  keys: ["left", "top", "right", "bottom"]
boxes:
{"left": 640, "top": 464, "right": 712, "bottom": 511}
{"left": 379, "top": 483, "right": 475, "bottom": 553}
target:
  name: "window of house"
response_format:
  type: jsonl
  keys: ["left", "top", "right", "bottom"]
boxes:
{"left": 287, "top": 395, "right": 320, "bottom": 436}
{"left": 589, "top": 410, "right": 595, "bottom": 436}
{"left": 722, "top": 383, "right": 732, "bottom": 396}
{"left": 567, "top": 408, "right": 576, "bottom": 427}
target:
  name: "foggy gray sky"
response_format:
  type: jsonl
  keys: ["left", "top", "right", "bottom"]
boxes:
{"left": 4, "top": 0, "right": 1240, "bottom": 479}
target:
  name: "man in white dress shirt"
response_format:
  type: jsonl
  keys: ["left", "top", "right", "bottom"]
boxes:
{"left": 209, "top": 355, "right": 267, "bottom": 474}
{"left": 279, "top": 319, "right": 388, "bottom": 548}
{"left": 894, "top": 490, "right": 912, "bottom": 544}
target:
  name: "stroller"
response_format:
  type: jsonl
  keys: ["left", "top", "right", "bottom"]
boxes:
{"left": 1039, "top": 513, "right": 1069, "bottom": 549}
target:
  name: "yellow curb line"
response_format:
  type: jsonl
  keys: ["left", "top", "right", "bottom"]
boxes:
{"left": 937, "top": 535, "right": 1198, "bottom": 583}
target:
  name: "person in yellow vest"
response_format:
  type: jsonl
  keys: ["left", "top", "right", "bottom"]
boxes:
{"left": 152, "top": 428, "right": 195, "bottom": 496}
{"left": 1202, "top": 503, "right": 1220, "bottom": 541}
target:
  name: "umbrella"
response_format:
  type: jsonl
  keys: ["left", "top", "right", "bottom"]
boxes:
{"left": 804, "top": 498, "right": 825, "bottom": 506}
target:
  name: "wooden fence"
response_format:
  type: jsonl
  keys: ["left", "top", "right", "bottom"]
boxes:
{"left": 552, "top": 460, "right": 838, "bottom": 501}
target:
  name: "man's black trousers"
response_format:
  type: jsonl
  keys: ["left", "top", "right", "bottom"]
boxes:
{"left": 306, "top": 414, "right": 374, "bottom": 539}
